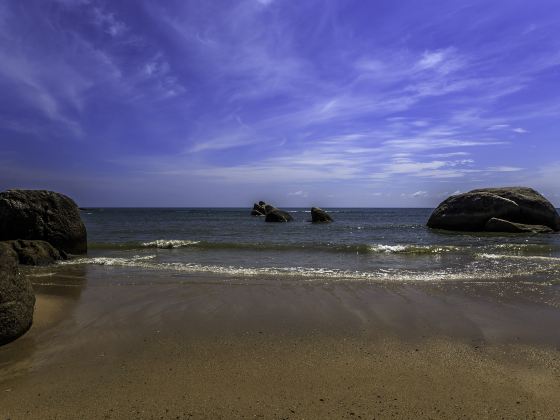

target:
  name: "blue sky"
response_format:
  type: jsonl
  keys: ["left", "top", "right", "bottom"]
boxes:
{"left": 1, "top": 0, "right": 560, "bottom": 207}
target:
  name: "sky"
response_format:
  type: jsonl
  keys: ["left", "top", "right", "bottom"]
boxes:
{"left": 1, "top": 0, "right": 560, "bottom": 207}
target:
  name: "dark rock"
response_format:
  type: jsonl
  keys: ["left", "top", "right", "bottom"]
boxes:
{"left": 264, "top": 204, "right": 275, "bottom": 214}
{"left": 484, "top": 218, "right": 554, "bottom": 234}
{"left": 0, "top": 189, "right": 87, "bottom": 254}
{"left": 427, "top": 192, "right": 520, "bottom": 231}
{"left": 251, "top": 202, "right": 266, "bottom": 216}
{"left": 4, "top": 239, "right": 66, "bottom": 265}
{"left": 0, "top": 242, "right": 35, "bottom": 345}
{"left": 427, "top": 187, "right": 560, "bottom": 233}
{"left": 311, "top": 207, "right": 333, "bottom": 223}
{"left": 265, "top": 208, "right": 293, "bottom": 222}
{"left": 470, "top": 187, "right": 560, "bottom": 230}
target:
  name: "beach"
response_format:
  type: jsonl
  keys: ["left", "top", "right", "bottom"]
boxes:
{"left": 1, "top": 262, "right": 560, "bottom": 419}
{"left": 4, "top": 0, "right": 560, "bottom": 417}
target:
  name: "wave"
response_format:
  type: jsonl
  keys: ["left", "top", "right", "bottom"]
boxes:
{"left": 141, "top": 239, "right": 200, "bottom": 249}
{"left": 59, "top": 254, "right": 552, "bottom": 283}
{"left": 367, "top": 244, "right": 462, "bottom": 254}
{"left": 478, "top": 253, "right": 560, "bottom": 262}
{"left": 88, "top": 239, "right": 559, "bottom": 257}
{"left": 90, "top": 239, "right": 464, "bottom": 254}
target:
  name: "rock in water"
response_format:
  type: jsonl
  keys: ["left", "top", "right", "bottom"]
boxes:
{"left": 311, "top": 207, "right": 333, "bottom": 223}
{"left": 0, "top": 190, "right": 87, "bottom": 254}
{"left": 251, "top": 202, "right": 267, "bottom": 216}
{"left": 484, "top": 218, "right": 553, "bottom": 234}
{"left": 427, "top": 187, "right": 560, "bottom": 232}
{"left": 470, "top": 187, "right": 560, "bottom": 229}
{"left": 265, "top": 208, "right": 293, "bottom": 222}
{"left": 0, "top": 243, "right": 35, "bottom": 345}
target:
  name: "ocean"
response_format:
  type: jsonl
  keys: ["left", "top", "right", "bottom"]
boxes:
{"left": 58, "top": 207, "right": 560, "bottom": 285}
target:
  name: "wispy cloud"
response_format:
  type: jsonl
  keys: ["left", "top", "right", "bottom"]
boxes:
{"left": 1, "top": 0, "right": 560, "bottom": 205}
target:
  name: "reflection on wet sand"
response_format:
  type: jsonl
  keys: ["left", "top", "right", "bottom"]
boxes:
{"left": 0, "top": 265, "right": 87, "bottom": 380}
{"left": 1, "top": 264, "right": 560, "bottom": 418}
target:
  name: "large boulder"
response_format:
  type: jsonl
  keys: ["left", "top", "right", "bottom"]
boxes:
{"left": 311, "top": 207, "right": 333, "bottom": 223}
{"left": 484, "top": 218, "right": 553, "bottom": 234}
{"left": 0, "top": 242, "right": 35, "bottom": 345}
{"left": 265, "top": 208, "right": 293, "bottom": 223}
{"left": 0, "top": 190, "right": 87, "bottom": 254}
{"left": 5, "top": 239, "right": 66, "bottom": 265}
{"left": 427, "top": 187, "right": 560, "bottom": 232}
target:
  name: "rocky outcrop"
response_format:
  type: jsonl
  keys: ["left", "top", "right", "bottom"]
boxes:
{"left": 484, "top": 218, "right": 553, "bottom": 234}
{"left": 0, "top": 190, "right": 87, "bottom": 254}
{"left": 251, "top": 201, "right": 293, "bottom": 222}
{"left": 251, "top": 201, "right": 267, "bottom": 216}
{"left": 427, "top": 187, "right": 559, "bottom": 233}
{"left": 265, "top": 208, "right": 293, "bottom": 223}
{"left": 5, "top": 240, "right": 66, "bottom": 265}
{"left": 311, "top": 207, "right": 333, "bottom": 223}
{"left": 0, "top": 243, "right": 35, "bottom": 345}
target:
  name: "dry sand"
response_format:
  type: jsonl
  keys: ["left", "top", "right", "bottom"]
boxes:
{"left": 1, "top": 265, "right": 560, "bottom": 419}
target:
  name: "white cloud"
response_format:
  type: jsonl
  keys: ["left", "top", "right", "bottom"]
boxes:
{"left": 512, "top": 127, "right": 528, "bottom": 133}
{"left": 415, "top": 48, "right": 464, "bottom": 75}
{"left": 92, "top": 7, "right": 127, "bottom": 37}
{"left": 486, "top": 166, "right": 523, "bottom": 172}
{"left": 488, "top": 124, "right": 510, "bottom": 130}
{"left": 288, "top": 190, "right": 308, "bottom": 197}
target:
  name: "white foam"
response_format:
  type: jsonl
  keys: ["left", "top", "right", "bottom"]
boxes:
{"left": 59, "top": 255, "right": 529, "bottom": 283}
{"left": 367, "top": 244, "right": 460, "bottom": 254}
{"left": 63, "top": 255, "right": 157, "bottom": 266}
{"left": 369, "top": 244, "right": 408, "bottom": 253}
{"left": 478, "top": 253, "right": 560, "bottom": 262}
{"left": 141, "top": 239, "right": 200, "bottom": 249}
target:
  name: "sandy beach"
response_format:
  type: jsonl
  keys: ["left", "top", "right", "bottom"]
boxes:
{"left": 1, "top": 265, "right": 560, "bottom": 419}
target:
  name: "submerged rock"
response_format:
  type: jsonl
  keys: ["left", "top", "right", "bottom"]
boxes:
{"left": 0, "top": 189, "right": 87, "bottom": 254}
{"left": 427, "top": 187, "right": 559, "bottom": 233}
{"left": 311, "top": 207, "right": 333, "bottom": 223}
{"left": 0, "top": 243, "right": 35, "bottom": 345}
{"left": 265, "top": 208, "right": 293, "bottom": 222}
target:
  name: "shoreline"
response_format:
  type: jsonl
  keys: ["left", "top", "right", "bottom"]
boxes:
{"left": 1, "top": 266, "right": 560, "bottom": 418}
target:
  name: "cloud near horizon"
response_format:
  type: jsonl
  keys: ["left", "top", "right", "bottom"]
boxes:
{"left": 1, "top": 0, "right": 560, "bottom": 206}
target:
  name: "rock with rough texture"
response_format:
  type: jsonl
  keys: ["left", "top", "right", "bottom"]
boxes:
{"left": 311, "top": 207, "right": 333, "bottom": 223}
{"left": 0, "top": 243, "right": 35, "bottom": 345}
{"left": 5, "top": 239, "right": 66, "bottom": 265}
{"left": 0, "top": 190, "right": 87, "bottom": 254}
{"left": 427, "top": 187, "right": 560, "bottom": 232}
{"left": 251, "top": 202, "right": 266, "bottom": 216}
{"left": 484, "top": 218, "right": 554, "bottom": 234}
{"left": 265, "top": 208, "right": 293, "bottom": 222}
{"left": 470, "top": 187, "right": 560, "bottom": 230}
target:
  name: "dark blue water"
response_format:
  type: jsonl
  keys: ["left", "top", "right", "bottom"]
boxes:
{"left": 65, "top": 208, "right": 560, "bottom": 283}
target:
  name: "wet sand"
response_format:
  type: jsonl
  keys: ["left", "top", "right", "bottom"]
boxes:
{"left": 1, "top": 265, "right": 560, "bottom": 419}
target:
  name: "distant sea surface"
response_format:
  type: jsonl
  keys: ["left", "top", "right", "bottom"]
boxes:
{"left": 64, "top": 208, "right": 560, "bottom": 284}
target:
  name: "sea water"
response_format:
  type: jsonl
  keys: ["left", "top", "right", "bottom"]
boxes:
{"left": 62, "top": 208, "right": 560, "bottom": 284}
